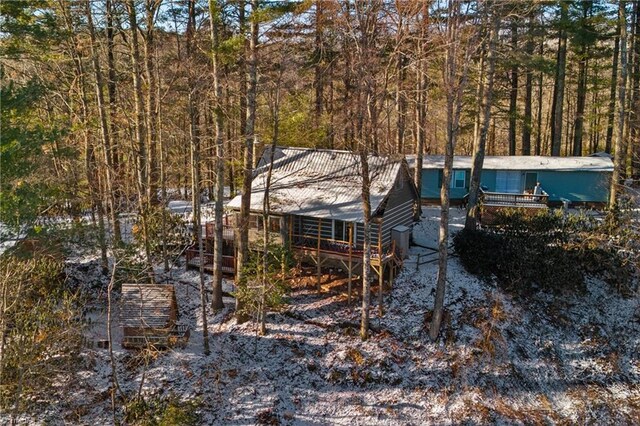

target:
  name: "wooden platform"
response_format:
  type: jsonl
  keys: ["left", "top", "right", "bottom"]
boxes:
{"left": 185, "top": 250, "right": 235, "bottom": 275}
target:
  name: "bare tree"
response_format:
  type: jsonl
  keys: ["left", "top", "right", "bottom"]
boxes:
{"left": 143, "top": 0, "right": 162, "bottom": 205}
{"left": 84, "top": 0, "right": 120, "bottom": 259}
{"left": 236, "top": 0, "right": 259, "bottom": 321}
{"left": 630, "top": 0, "right": 640, "bottom": 179}
{"left": 58, "top": 1, "right": 108, "bottom": 272}
{"left": 413, "top": 2, "right": 429, "bottom": 221}
{"left": 343, "top": 0, "right": 383, "bottom": 341}
{"left": 465, "top": 3, "right": 499, "bottom": 230}
{"left": 550, "top": 1, "right": 568, "bottom": 156}
{"left": 186, "top": 0, "right": 210, "bottom": 355}
{"left": 208, "top": 0, "right": 225, "bottom": 311}
{"left": 610, "top": 0, "right": 629, "bottom": 209}
{"left": 430, "top": 0, "right": 475, "bottom": 341}
{"left": 606, "top": 20, "right": 621, "bottom": 154}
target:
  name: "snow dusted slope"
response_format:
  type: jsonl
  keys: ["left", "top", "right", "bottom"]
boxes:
{"left": 10, "top": 207, "right": 639, "bottom": 425}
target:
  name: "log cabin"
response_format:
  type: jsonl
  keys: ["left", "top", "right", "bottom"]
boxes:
{"left": 189, "top": 146, "right": 420, "bottom": 289}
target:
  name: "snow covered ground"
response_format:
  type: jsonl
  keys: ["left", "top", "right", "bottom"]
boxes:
{"left": 9, "top": 207, "right": 640, "bottom": 425}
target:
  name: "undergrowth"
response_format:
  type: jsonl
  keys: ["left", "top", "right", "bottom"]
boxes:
{"left": 454, "top": 209, "right": 636, "bottom": 296}
{"left": 124, "top": 395, "right": 201, "bottom": 426}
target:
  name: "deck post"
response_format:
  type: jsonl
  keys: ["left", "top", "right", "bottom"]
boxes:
{"left": 317, "top": 218, "right": 322, "bottom": 292}
{"left": 348, "top": 222, "right": 353, "bottom": 305}
{"left": 377, "top": 220, "right": 383, "bottom": 317}
{"left": 390, "top": 240, "right": 396, "bottom": 289}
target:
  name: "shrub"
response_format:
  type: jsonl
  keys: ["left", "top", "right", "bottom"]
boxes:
{"left": 0, "top": 254, "right": 82, "bottom": 414}
{"left": 235, "top": 243, "right": 294, "bottom": 319}
{"left": 454, "top": 209, "right": 633, "bottom": 296}
{"left": 124, "top": 395, "right": 200, "bottom": 426}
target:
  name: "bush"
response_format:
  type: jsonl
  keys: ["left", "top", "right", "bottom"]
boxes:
{"left": 235, "top": 243, "right": 294, "bottom": 320}
{"left": 0, "top": 254, "right": 82, "bottom": 414}
{"left": 124, "top": 395, "right": 200, "bottom": 426}
{"left": 454, "top": 209, "right": 633, "bottom": 296}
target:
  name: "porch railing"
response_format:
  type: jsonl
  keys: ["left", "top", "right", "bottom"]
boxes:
{"left": 204, "top": 223, "right": 235, "bottom": 240}
{"left": 479, "top": 188, "right": 548, "bottom": 206}
{"left": 185, "top": 247, "right": 235, "bottom": 273}
{"left": 290, "top": 233, "right": 396, "bottom": 260}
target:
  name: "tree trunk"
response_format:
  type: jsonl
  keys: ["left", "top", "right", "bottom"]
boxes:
{"left": 550, "top": 1, "right": 568, "bottom": 156}
{"left": 573, "top": 2, "right": 591, "bottom": 157}
{"left": 105, "top": 0, "right": 122, "bottom": 244}
{"left": 610, "top": 0, "right": 628, "bottom": 209}
{"left": 509, "top": 19, "right": 518, "bottom": 156}
{"left": 144, "top": 0, "right": 159, "bottom": 205}
{"left": 187, "top": 2, "right": 210, "bottom": 352}
{"left": 314, "top": 0, "right": 324, "bottom": 133}
{"left": 191, "top": 106, "right": 211, "bottom": 356}
{"left": 465, "top": 10, "right": 498, "bottom": 230}
{"left": 430, "top": 0, "right": 470, "bottom": 341}
{"left": 395, "top": 5, "right": 407, "bottom": 153}
{"left": 522, "top": 15, "right": 534, "bottom": 156}
{"left": 238, "top": 0, "right": 247, "bottom": 159}
{"left": 59, "top": 2, "right": 108, "bottom": 272}
{"left": 209, "top": 0, "right": 225, "bottom": 310}
{"left": 606, "top": 24, "right": 621, "bottom": 154}
{"left": 535, "top": 39, "right": 544, "bottom": 155}
{"left": 259, "top": 78, "right": 281, "bottom": 336}
{"left": 127, "top": 0, "right": 148, "bottom": 202}
{"left": 413, "top": 3, "right": 428, "bottom": 220}
{"left": 630, "top": 0, "right": 640, "bottom": 179}
{"left": 236, "top": 0, "right": 259, "bottom": 320}
{"left": 84, "top": 0, "right": 120, "bottom": 258}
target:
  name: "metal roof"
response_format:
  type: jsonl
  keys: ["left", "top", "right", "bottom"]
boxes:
{"left": 227, "top": 147, "right": 405, "bottom": 222}
{"left": 120, "top": 284, "right": 177, "bottom": 329}
{"left": 407, "top": 155, "right": 614, "bottom": 172}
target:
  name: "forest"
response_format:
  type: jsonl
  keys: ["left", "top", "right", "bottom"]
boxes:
{"left": 2, "top": 0, "right": 639, "bottom": 228}
{"left": 1, "top": 0, "right": 640, "bottom": 424}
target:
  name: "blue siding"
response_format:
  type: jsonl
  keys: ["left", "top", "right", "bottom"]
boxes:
{"left": 421, "top": 169, "right": 470, "bottom": 200}
{"left": 421, "top": 169, "right": 611, "bottom": 203}
{"left": 536, "top": 171, "right": 610, "bottom": 202}
{"left": 421, "top": 170, "right": 440, "bottom": 199}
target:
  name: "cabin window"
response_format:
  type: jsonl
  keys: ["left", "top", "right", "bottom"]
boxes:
{"left": 333, "top": 220, "right": 347, "bottom": 242}
{"left": 249, "top": 214, "right": 263, "bottom": 230}
{"left": 269, "top": 217, "right": 281, "bottom": 232}
{"left": 450, "top": 170, "right": 466, "bottom": 189}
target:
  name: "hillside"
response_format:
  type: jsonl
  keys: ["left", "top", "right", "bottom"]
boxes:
{"left": 8, "top": 207, "right": 639, "bottom": 425}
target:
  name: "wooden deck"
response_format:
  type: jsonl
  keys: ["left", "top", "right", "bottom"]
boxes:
{"left": 479, "top": 188, "right": 549, "bottom": 225}
{"left": 122, "top": 324, "right": 190, "bottom": 349}
{"left": 480, "top": 190, "right": 549, "bottom": 208}
{"left": 292, "top": 243, "right": 397, "bottom": 267}
{"left": 185, "top": 248, "right": 235, "bottom": 274}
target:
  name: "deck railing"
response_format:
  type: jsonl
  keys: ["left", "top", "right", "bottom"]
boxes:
{"left": 204, "top": 223, "right": 235, "bottom": 240}
{"left": 290, "top": 233, "right": 397, "bottom": 261}
{"left": 185, "top": 246, "right": 235, "bottom": 273}
{"left": 479, "top": 188, "right": 548, "bottom": 206}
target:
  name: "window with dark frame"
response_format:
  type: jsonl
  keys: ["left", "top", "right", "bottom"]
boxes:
{"left": 451, "top": 170, "right": 466, "bottom": 189}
